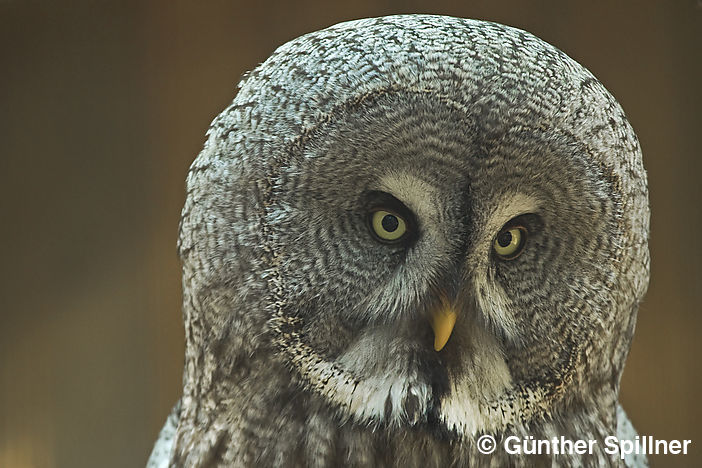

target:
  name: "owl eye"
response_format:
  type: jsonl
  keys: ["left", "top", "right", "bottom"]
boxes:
{"left": 370, "top": 210, "right": 408, "bottom": 242}
{"left": 493, "top": 225, "right": 527, "bottom": 259}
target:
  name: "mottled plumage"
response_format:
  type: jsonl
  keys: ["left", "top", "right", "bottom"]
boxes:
{"left": 148, "top": 15, "right": 649, "bottom": 467}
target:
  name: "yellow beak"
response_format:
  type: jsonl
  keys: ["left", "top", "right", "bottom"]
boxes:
{"left": 430, "top": 295, "right": 457, "bottom": 351}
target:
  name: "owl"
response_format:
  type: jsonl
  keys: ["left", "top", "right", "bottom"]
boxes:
{"left": 148, "top": 15, "right": 650, "bottom": 468}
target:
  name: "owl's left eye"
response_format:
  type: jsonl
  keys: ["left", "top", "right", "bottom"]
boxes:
{"left": 370, "top": 210, "right": 408, "bottom": 242}
{"left": 493, "top": 225, "right": 527, "bottom": 260}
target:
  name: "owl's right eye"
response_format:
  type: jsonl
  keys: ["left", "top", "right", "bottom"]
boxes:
{"left": 370, "top": 210, "right": 408, "bottom": 242}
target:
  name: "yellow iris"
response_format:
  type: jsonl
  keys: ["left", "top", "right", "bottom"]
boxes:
{"left": 493, "top": 226, "right": 526, "bottom": 259}
{"left": 371, "top": 210, "right": 407, "bottom": 241}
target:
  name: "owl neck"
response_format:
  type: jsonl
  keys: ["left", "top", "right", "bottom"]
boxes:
{"left": 172, "top": 347, "right": 621, "bottom": 466}
{"left": 173, "top": 313, "right": 620, "bottom": 465}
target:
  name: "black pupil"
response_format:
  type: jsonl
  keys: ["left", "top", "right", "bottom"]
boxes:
{"left": 381, "top": 214, "right": 399, "bottom": 232}
{"left": 497, "top": 230, "right": 513, "bottom": 247}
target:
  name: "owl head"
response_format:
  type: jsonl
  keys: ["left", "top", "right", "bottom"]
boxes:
{"left": 176, "top": 15, "right": 649, "bottom": 446}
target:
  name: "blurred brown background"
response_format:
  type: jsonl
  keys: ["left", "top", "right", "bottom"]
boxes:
{"left": 1, "top": 1, "right": 699, "bottom": 467}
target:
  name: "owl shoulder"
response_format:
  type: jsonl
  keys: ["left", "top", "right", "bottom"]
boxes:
{"left": 146, "top": 400, "right": 182, "bottom": 468}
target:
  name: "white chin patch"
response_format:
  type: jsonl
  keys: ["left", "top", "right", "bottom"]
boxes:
{"left": 334, "top": 327, "right": 433, "bottom": 426}
{"left": 327, "top": 323, "right": 513, "bottom": 433}
{"left": 438, "top": 324, "right": 514, "bottom": 436}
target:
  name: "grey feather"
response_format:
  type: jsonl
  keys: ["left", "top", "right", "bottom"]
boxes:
{"left": 147, "top": 400, "right": 181, "bottom": 468}
{"left": 617, "top": 404, "right": 648, "bottom": 468}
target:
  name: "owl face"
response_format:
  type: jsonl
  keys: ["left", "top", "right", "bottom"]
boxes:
{"left": 177, "top": 16, "right": 649, "bottom": 446}
{"left": 267, "top": 90, "right": 624, "bottom": 433}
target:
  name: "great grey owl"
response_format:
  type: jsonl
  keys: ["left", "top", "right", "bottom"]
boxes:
{"left": 148, "top": 15, "right": 649, "bottom": 468}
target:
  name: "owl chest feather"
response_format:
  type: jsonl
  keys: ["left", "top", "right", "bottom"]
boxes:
{"left": 164, "top": 364, "right": 639, "bottom": 468}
